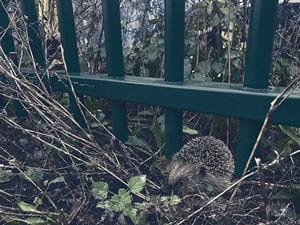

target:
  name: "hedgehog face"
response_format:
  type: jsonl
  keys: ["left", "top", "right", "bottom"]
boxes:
{"left": 168, "top": 159, "right": 196, "bottom": 185}
{"left": 166, "top": 136, "right": 235, "bottom": 195}
{"left": 167, "top": 159, "right": 229, "bottom": 194}
{"left": 167, "top": 159, "right": 207, "bottom": 189}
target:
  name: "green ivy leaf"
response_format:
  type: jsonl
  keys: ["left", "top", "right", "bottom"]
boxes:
{"left": 91, "top": 181, "right": 109, "bottom": 200}
{"left": 128, "top": 175, "right": 146, "bottom": 194}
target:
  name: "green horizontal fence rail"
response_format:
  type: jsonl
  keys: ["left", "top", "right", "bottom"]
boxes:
{"left": 1, "top": 0, "right": 299, "bottom": 177}
{"left": 51, "top": 75, "right": 300, "bottom": 127}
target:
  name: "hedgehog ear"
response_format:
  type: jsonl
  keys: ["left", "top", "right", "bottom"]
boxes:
{"left": 198, "top": 166, "right": 206, "bottom": 176}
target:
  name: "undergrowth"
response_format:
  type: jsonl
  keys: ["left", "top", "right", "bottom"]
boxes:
{"left": 0, "top": 1, "right": 300, "bottom": 225}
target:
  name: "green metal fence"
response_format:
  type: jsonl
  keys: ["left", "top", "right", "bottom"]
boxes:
{"left": 1, "top": 0, "right": 299, "bottom": 176}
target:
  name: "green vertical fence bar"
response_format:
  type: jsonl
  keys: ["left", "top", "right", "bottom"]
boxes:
{"left": 21, "top": 0, "right": 53, "bottom": 96}
{"left": 0, "top": 0, "right": 26, "bottom": 116}
{"left": 164, "top": 0, "right": 185, "bottom": 159}
{"left": 20, "top": 0, "right": 45, "bottom": 68}
{"left": 56, "top": 0, "right": 86, "bottom": 127}
{"left": 235, "top": 0, "right": 279, "bottom": 176}
{"left": 0, "top": 0, "right": 11, "bottom": 108}
{"left": 0, "top": 0, "right": 14, "bottom": 56}
{"left": 102, "top": 0, "right": 128, "bottom": 142}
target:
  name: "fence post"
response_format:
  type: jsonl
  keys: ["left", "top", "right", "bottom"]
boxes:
{"left": 56, "top": 0, "right": 86, "bottom": 127}
{"left": 20, "top": 0, "right": 45, "bottom": 68}
{"left": 0, "top": 0, "right": 12, "bottom": 108}
{"left": 0, "top": 0, "right": 14, "bottom": 56}
{"left": 235, "top": 0, "right": 279, "bottom": 176}
{"left": 164, "top": 0, "right": 185, "bottom": 159}
{"left": 102, "top": 0, "right": 128, "bottom": 142}
{"left": 20, "top": 0, "right": 49, "bottom": 116}
{"left": 0, "top": 0, "right": 27, "bottom": 116}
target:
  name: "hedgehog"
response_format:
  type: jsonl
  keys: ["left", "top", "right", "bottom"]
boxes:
{"left": 167, "top": 136, "right": 235, "bottom": 195}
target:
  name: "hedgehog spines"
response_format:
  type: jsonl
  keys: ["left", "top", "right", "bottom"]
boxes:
{"left": 167, "top": 136, "right": 235, "bottom": 194}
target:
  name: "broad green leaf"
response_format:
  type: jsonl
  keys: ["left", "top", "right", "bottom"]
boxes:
{"left": 96, "top": 110, "right": 106, "bottom": 121}
{"left": 133, "top": 202, "right": 145, "bottom": 210}
{"left": 17, "top": 201, "right": 39, "bottom": 213}
{"left": 207, "top": 2, "right": 213, "bottom": 15}
{"left": 47, "top": 176, "right": 66, "bottom": 186}
{"left": 182, "top": 126, "right": 199, "bottom": 135}
{"left": 125, "top": 207, "right": 138, "bottom": 224}
{"left": 33, "top": 197, "right": 43, "bottom": 207}
{"left": 24, "top": 217, "right": 46, "bottom": 225}
{"left": 128, "top": 175, "right": 146, "bottom": 193}
{"left": 160, "top": 195, "right": 181, "bottom": 205}
{"left": 169, "top": 195, "right": 181, "bottom": 205}
{"left": 138, "top": 110, "right": 153, "bottom": 116}
{"left": 280, "top": 125, "right": 300, "bottom": 146}
{"left": 24, "top": 167, "right": 44, "bottom": 183}
{"left": 220, "top": 7, "right": 230, "bottom": 16}
{"left": 126, "top": 136, "right": 152, "bottom": 153}
{"left": 152, "top": 122, "right": 164, "bottom": 148}
{"left": 96, "top": 200, "right": 110, "bottom": 209}
{"left": 108, "top": 189, "right": 132, "bottom": 212}
{"left": 91, "top": 181, "right": 109, "bottom": 200}
{"left": 90, "top": 122, "right": 100, "bottom": 128}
